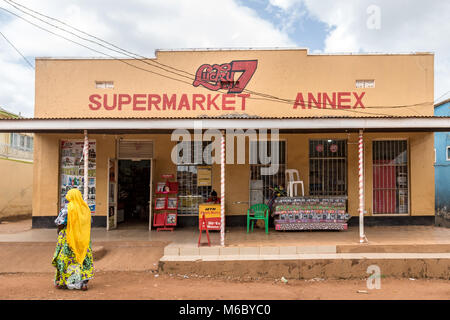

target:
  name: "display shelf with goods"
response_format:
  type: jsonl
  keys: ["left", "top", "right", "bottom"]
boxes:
{"left": 152, "top": 174, "right": 178, "bottom": 231}
{"left": 176, "top": 164, "right": 212, "bottom": 215}
{"left": 273, "top": 196, "right": 351, "bottom": 231}
{"left": 59, "top": 140, "right": 96, "bottom": 214}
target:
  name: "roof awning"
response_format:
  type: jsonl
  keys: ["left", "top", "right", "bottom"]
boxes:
{"left": 0, "top": 117, "right": 449, "bottom": 133}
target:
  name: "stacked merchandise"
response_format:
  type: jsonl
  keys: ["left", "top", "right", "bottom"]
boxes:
{"left": 153, "top": 175, "right": 179, "bottom": 231}
{"left": 60, "top": 140, "right": 96, "bottom": 214}
{"left": 273, "top": 196, "right": 350, "bottom": 231}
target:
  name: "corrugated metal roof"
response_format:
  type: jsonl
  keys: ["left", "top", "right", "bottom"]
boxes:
{"left": 1, "top": 116, "right": 448, "bottom": 134}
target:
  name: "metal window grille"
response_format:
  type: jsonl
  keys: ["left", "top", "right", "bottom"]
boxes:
{"left": 95, "top": 81, "right": 114, "bottom": 89}
{"left": 373, "top": 140, "right": 408, "bottom": 214}
{"left": 249, "top": 140, "right": 286, "bottom": 205}
{"left": 356, "top": 79, "right": 375, "bottom": 88}
{"left": 176, "top": 141, "right": 212, "bottom": 215}
{"left": 309, "top": 139, "right": 347, "bottom": 196}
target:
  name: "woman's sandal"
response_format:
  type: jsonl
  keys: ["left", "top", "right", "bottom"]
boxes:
{"left": 55, "top": 282, "right": 66, "bottom": 289}
{"left": 81, "top": 283, "right": 88, "bottom": 291}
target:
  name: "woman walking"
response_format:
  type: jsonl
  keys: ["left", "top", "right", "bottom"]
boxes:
{"left": 52, "top": 188, "right": 94, "bottom": 290}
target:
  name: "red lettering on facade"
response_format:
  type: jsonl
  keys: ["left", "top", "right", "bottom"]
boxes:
{"left": 307, "top": 92, "right": 322, "bottom": 109}
{"left": 192, "top": 94, "right": 205, "bottom": 110}
{"left": 207, "top": 94, "right": 220, "bottom": 110}
{"left": 293, "top": 91, "right": 366, "bottom": 110}
{"left": 104, "top": 94, "right": 116, "bottom": 110}
{"left": 88, "top": 91, "right": 365, "bottom": 113}
{"left": 118, "top": 94, "right": 131, "bottom": 111}
{"left": 222, "top": 94, "right": 235, "bottom": 110}
{"left": 353, "top": 92, "right": 365, "bottom": 108}
{"left": 237, "top": 94, "right": 250, "bottom": 111}
{"left": 193, "top": 60, "right": 257, "bottom": 94}
{"left": 227, "top": 61, "right": 258, "bottom": 94}
{"left": 147, "top": 94, "right": 161, "bottom": 110}
{"left": 322, "top": 92, "right": 336, "bottom": 109}
{"left": 338, "top": 92, "right": 351, "bottom": 109}
{"left": 88, "top": 94, "right": 101, "bottom": 110}
{"left": 132, "top": 94, "right": 146, "bottom": 111}
{"left": 178, "top": 94, "right": 190, "bottom": 110}
{"left": 162, "top": 94, "right": 177, "bottom": 110}
{"left": 293, "top": 93, "right": 306, "bottom": 109}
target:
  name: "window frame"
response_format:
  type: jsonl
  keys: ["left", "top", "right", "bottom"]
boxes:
{"left": 356, "top": 79, "right": 375, "bottom": 88}
{"left": 95, "top": 81, "right": 114, "bottom": 89}
{"left": 308, "top": 139, "right": 348, "bottom": 197}
{"left": 249, "top": 139, "right": 287, "bottom": 207}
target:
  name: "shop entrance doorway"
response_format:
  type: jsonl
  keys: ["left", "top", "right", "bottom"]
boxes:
{"left": 107, "top": 139, "right": 154, "bottom": 231}
{"left": 116, "top": 159, "right": 151, "bottom": 229}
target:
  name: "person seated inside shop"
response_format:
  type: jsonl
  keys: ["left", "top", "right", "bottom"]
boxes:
{"left": 206, "top": 190, "right": 220, "bottom": 204}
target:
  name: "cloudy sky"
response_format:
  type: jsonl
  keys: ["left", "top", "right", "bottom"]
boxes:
{"left": 0, "top": 0, "right": 449, "bottom": 117}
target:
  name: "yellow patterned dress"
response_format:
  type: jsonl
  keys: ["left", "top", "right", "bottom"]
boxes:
{"left": 52, "top": 206, "right": 94, "bottom": 289}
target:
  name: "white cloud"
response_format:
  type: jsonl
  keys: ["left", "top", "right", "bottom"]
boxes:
{"left": 0, "top": 0, "right": 295, "bottom": 116}
{"left": 268, "top": 0, "right": 299, "bottom": 11}
{"left": 3, "top": 0, "right": 449, "bottom": 117}
{"left": 299, "top": 0, "right": 450, "bottom": 102}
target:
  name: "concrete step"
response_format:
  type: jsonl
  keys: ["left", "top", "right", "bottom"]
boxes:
{"left": 163, "top": 243, "right": 450, "bottom": 258}
{"left": 164, "top": 245, "right": 338, "bottom": 257}
{"left": 159, "top": 252, "right": 450, "bottom": 280}
{"left": 337, "top": 244, "right": 450, "bottom": 253}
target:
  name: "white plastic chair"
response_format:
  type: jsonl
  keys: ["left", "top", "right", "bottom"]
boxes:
{"left": 285, "top": 169, "right": 304, "bottom": 197}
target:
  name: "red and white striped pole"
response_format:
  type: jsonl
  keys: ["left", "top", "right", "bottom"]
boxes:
{"left": 358, "top": 129, "right": 367, "bottom": 243}
{"left": 220, "top": 130, "right": 225, "bottom": 247}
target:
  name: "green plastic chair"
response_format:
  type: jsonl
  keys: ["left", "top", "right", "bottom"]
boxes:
{"left": 247, "top": 203, "right": 269, "bottom": 234}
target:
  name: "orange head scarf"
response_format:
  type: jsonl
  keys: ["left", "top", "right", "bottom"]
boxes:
{"left": 65, "top": 188, "right": 91, "bottom": 265}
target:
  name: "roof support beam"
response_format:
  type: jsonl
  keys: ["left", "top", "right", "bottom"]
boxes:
{"left": 0, "top": 117, "right": 449, "bottom": 133}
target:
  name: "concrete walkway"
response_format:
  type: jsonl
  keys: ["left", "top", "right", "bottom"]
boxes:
{"left": 2, "top": 220, "right": 449, "bottom": 246}
{"left": 1, "top": 219, "right": 449, "bottom": 279}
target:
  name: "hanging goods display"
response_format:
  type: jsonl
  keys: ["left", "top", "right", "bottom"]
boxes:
{"left": 60, "top": 140, "right": 96, "bottom": 214}
{"left": 153, "top": 174, "right": 179, "bottom": 231}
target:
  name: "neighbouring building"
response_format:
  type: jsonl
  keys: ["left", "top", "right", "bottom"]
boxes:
{"left": 0, "top": 107, "right": 33, "bottom": 219}
{"left": 0, "top": 48, "right": 448, "bottom": 232}
{"left": 434, "top": 98, "right": 450, "bottom": 227}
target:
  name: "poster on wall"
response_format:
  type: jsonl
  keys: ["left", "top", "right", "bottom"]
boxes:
{"left": 60, "top": 140, "right": 97, "bottom": 214}
{"left": 197, "top": 165, "right": 212, "bottom": 186}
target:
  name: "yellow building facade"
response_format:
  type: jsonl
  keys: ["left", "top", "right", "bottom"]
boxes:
{"left": 0, "top": 107, "right": 33, "bottom": 219}
{"left": 30, "top": 49, "right": 436, "bottom": 228}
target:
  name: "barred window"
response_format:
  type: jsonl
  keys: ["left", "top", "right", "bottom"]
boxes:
{"left": 309, "top": 139, "right": 347, "bottom": 196}
{"left": 249, "top": 140, "right": 286, "bottom": 206}
{"left": 373, "top": 140, "right": 408, "bottom": 214}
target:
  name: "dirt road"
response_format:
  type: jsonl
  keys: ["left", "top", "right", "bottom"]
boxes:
{"left": 0, "top": 218, "right": 448, "bottom": 301}
{"left": 1, "top": 271, "right": 449, "bottom": 300}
